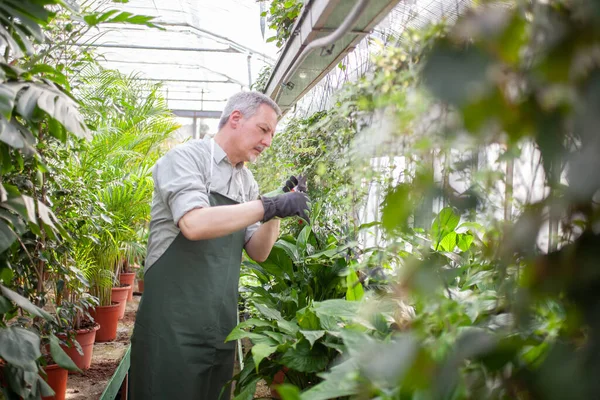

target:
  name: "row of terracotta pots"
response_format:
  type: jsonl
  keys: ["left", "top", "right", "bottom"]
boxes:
{"left": 43, "top": 274, "right": 138, "bottom": 400}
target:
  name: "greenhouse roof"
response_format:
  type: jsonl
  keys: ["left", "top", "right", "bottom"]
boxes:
{"left": 83, "top": 0, "right": 279, "bottom": 118}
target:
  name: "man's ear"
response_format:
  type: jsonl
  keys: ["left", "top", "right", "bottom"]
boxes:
{"left": 230, "top": 110, "right": 243, "bottom": 128}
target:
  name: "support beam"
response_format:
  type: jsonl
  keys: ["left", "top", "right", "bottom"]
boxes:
{"left": 100, "top": 59, "right": 247, "bottom": 87}
{"left": 81, "top": 42, "right": 238, "bottom": 53}
{"left": 171, "top": 110, "right": 222, "bottom": 118}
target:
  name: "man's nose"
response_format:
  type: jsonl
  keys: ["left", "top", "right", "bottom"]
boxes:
{"left": 261, "top": 136, "right": 272, "bottom": 147}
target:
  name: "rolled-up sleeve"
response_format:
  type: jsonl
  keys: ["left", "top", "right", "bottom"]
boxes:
{"left": 154, "top": 147, "right": 210, "bottom": 226}
{"left": 245, "top": 174, "right": 261, "bottom": 244}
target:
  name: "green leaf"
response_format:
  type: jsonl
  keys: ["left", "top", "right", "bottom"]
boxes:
{"left": 225, "top": 328, "right": 267, "bottom": 343}
{"left": 49, "top": 334, "right": 80, "bottom": 372}
{"left": 252, "top": 343, "right": 278, "bottom": 371}
{"left": 281, "top": 339, "right": 329, "bottom": 373}
{"left": 277, "top": 319, "right": 300, "bottom": 336}
{"left": 431, "top": 207, "right": 460, "bottom": 243}
{"left": 300, "top": 359, "right": 359, "bottom": 400}
{"left": 232, "top": 377, "right": 260, "bottom": 400}
{"left": 313, "top": 299, "right": 359, "bottom": 321}
{"left": 296, "top": 307, "right": 321, "bottom": 330}
{"left": 300, "top": 330, "right": 326, "bottom": 347}
{"left": 439, "top": 232, "right": 457, "bottom": 252}
{"left": 0, "top": 326, "right": 40, "bottom": 371}
{"left": 0, "top": 84, "right": 17, "bottom": 119}
{"left": 0, "top": 285, "right": 52, "bottom": 320}
{"left": 457, "top": 233, "right": 474, "bottom": 252}
{"left": 0, "top": 295, "right": 12, "bottom": 313}
{"left": 254, "top": 302, "right": 283, "bottom": 321}
{"left": 0, "top": 221, "right": 17, "bottom": 253}
{"left": 296, "top": 225, "right": 311, "bottom": 255}
{"left": 422, "top": 40, "right": 493, "bottom": 107}
{"left": 381, "top": 184, "right": 413, "bottom": 232}
{"left": 278, "top": 384, "right": 302, "bottom": 400}
{"left": 345, "top": 271, "right": 364, "bottom": 301}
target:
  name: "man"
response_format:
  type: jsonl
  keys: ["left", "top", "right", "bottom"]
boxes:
{"left": 130, "top": 91, "right": 310, "bottom": 399}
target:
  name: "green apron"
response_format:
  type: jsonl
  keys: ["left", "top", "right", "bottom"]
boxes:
{"left": 130, "top": 190, "right": 245, "bottom": 400}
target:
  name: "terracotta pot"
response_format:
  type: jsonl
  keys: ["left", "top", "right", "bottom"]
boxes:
{"left": 59, "top": 324, "right": 100, "bottom": 371}
{"left": 137, "top": 279, "right": 144, "bottom": 293}
{"left": 270, "top": 367, "right": 289, "bottom": 399}
{"left": 42, "top": 364, "right": 68, "bottom": 400}
{"left": 111, "top": 285, "right": 130, "bottom": 320}
{"left": 91, "top": 302, "right": 120, "bottom": 342}
{"left": 119, "top": 272, "right": 135, "bottom": 301}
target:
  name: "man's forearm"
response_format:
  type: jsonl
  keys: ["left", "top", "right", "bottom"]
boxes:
{"left": 179, "top": 200, "right": 264, "bottom": 241}
{"left": 245, "top": 219, "right": 280, "bottom": 262}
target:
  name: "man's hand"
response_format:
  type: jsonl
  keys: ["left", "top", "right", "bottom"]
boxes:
{"left": 261, "top": 191, "right": 310, "bottom": 224}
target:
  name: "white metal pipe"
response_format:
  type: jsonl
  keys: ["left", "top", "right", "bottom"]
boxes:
{"left": 278, "top": 0, "right": 371, "bottom": 97}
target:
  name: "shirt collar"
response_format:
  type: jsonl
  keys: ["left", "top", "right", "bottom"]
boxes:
{"left": 209, "top": 137, "right": 245, "bottom": 170}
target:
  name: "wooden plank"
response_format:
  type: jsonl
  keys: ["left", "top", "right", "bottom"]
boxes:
{"left": 99, "top": 345, "right": 131, "bottom": 400}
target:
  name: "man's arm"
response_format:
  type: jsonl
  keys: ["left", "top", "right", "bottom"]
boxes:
{"left": 245, "top": 219, "right": 280, "bottom": 262}
{"left": 179, "top": 200, "right": 264, "bottom": 241}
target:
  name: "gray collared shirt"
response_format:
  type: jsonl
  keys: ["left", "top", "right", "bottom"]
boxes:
{"left": 145, "top": 136, "right": 260, "bottom": 271}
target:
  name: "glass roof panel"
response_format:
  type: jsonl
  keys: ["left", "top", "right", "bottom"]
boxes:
{"left": 86, "top": 0, "right": 278, "bottom": 113}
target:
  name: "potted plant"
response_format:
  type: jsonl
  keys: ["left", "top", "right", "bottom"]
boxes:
{"left": 84, "top": 233, "right": 122, "bottom": 342}
{"left": 136, "top": 263, "right": 145, "bottom": 294}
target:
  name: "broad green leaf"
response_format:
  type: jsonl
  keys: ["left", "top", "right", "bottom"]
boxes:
{"left": 431, "top": 207, "right": 460, "bottom": 241}
{"left": 254, "top": 302, "right": 283, "bottom": 321}
{"left": 277, "top": 319, "right": 300, "bottom": 336}
{"left": 0, "top": 285, "right": 52, "bottom": 320}
{"left": 232, "top": 377, "right": 260, "bottom": 400}
{"left": 37, "top": 200, "right": 57, "bottom": 230}
{"left": 260, "top": 245, "right": 293, "bottom": 280}
{"left": 235, "top": 318, "right": 274, "bottom": 330}
{"left": 0, "top": 295, "right": 12, "bottom": 313}
{"left": 296, "top": 307, "right": 321, "bottom": 330}
{"left": 300, "top": 359, "right": 359, "bottom": 400}
{"left": 278, "top": 384, "right": 302, "bottom": 400}
{"left": 457, "top": 233, "right": 474, "bottom": 252}
{"left": 252, "top": 343, "right": 278, "bottom": 371}
{"left": 263, "top": 331, "right": 286, "bottom": 344}
{"left": 0, "top": 84, "right": 17, "bottom": 119}
{"left": 381, "top": 184, "right": 412, "bottom": 232}
{"left": 49, "top": 334, "right": 80, "bottom": 372}
{"left": 281, "top": 339, "right": 329, "bottom": 373}
{"left": 0, "top": 117, "right": 24, "bottom": 148}
{"left": 0, "top": 221, "right": 16, "bottom": 253}
{"left": 439, "top": 232, "right": 457, "bottom": 252}
{"left": 296, "top": 225, "right": 311, "bottom": 255}
{"left": 0, "top": 326, "right": 40, "bottom": 371}
{"left": 225, "top": 328, "right": 266, "bottom": 343}
{"left": 300, "top": 330, "right": 326, "bottom": 347}
{"left": 313, "top": 299, "right": 359, "bottom": 320}
{"left": 345, "top": 271, "right": 364, "bottom": 301}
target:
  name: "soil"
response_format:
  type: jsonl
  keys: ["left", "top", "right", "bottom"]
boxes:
{"left": 65, "top": 295, "right": 140, "bottom": 400}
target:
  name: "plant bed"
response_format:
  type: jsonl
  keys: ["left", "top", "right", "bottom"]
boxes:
{"left": 65, "top": 296, "right": 140, "bottom": 399}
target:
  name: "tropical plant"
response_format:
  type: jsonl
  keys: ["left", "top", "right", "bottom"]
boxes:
{"left": 228, "top": 223, "right": 389, "bottom": 397}
{"left": 64, "top": 67, "right": 178, "bottom": 305}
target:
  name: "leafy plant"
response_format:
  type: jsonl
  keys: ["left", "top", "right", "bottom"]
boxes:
{"left": 259, "top": 0, "right": 304, "bottom": 48}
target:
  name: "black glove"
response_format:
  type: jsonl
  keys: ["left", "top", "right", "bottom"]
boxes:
{"left": 261, "top": 191, "right": 310, "bottom": 223}
{"left": 282, "top": 175, "right": 299, "bottom": 193}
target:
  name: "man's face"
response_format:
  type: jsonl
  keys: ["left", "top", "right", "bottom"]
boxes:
{"left": 235, "top": 104, "right": 278, "bottom": 163}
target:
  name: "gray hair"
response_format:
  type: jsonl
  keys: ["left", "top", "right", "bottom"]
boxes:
{"left": 218, "top": 91, "right": 281, "bottom": 130}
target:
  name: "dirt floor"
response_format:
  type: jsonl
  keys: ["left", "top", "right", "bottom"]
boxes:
{"left": 65, "top": 295, "right": 139, "bottom": 400}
